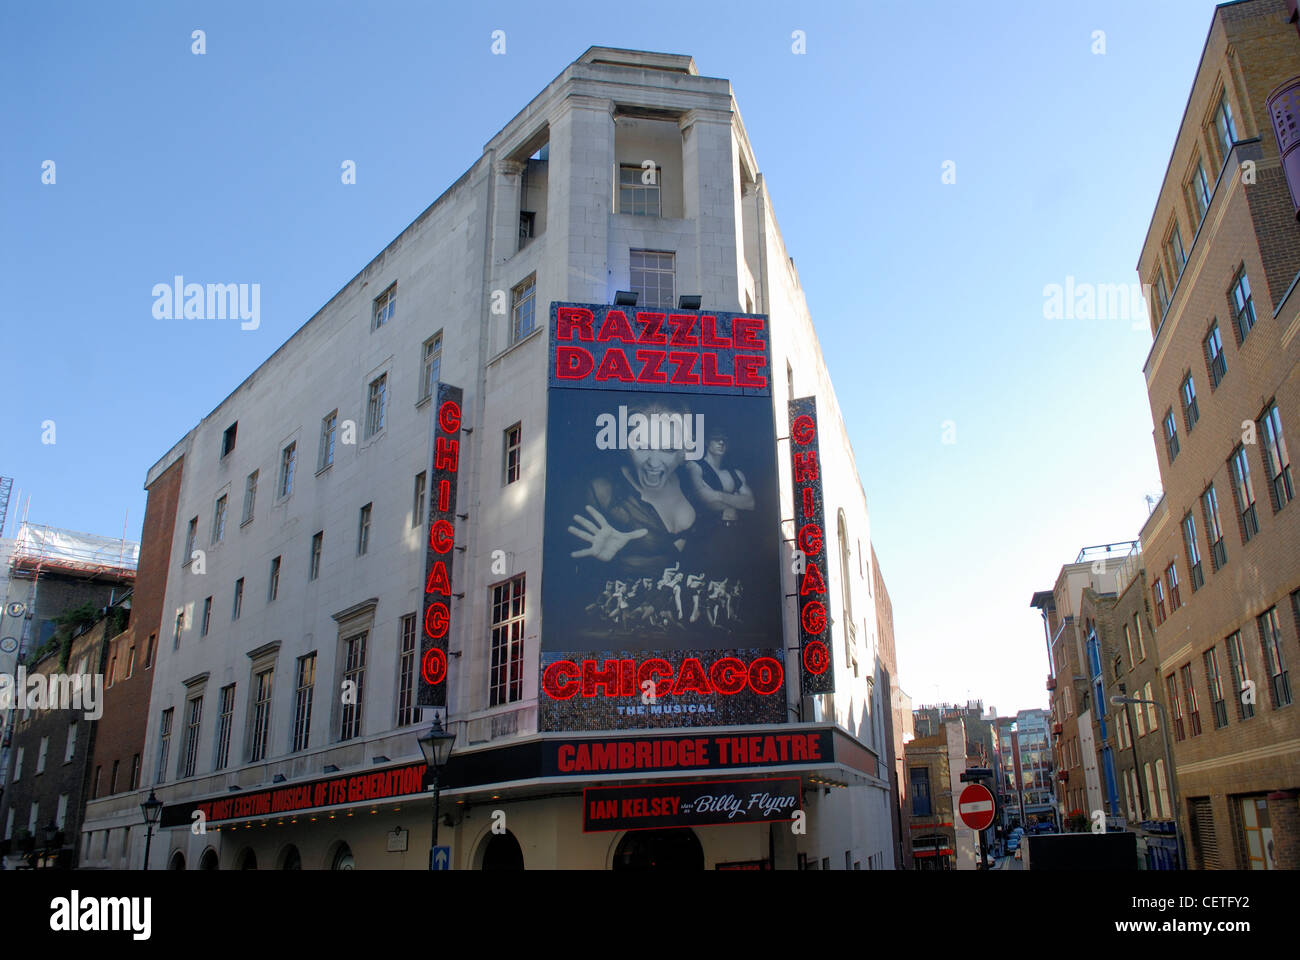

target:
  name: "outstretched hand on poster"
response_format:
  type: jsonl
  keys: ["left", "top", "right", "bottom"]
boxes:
{"left": 569, "top": 505, "right": 648, "bottom": 560}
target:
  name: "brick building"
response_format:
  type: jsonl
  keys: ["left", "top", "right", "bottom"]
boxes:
{"left": 872, "top": 544, "right": 910, "bottom": 869}
{"left": 80, "top": 448, "right": 188, "bottom": 868}
{"left": 1136, "top": 0, "right": 1300, "bottom": 870}
{"left": 1, "top": 601, "right": 127, "bottom": 868}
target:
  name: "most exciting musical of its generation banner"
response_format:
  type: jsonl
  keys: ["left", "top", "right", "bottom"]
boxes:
{"left": 541, "top": 302, "right": 787, "bottom": 731}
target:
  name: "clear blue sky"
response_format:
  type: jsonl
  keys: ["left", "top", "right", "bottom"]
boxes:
{"left": 1, "top": 0, "right": 1213, "bottom": 717}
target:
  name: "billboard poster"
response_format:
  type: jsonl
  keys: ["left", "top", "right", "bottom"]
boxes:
{"left": 582, "top": 777, "right": 802, "bottom": 832}
{"left": 541, "top": 302, "right": 786, "bottom": 730}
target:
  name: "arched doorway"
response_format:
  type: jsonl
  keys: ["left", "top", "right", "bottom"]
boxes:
{"left": 331, "top": 842, "right": 355, "bottom": 870}
{"left": 167, "top": 851, "right": 186, "bottom": 870}
{"left": 278, "top": 844, "right": 302, "bottom": 870}
{"left": 612, "top": 829, "right": 704, "bottom": 870}
{"left": 199, "top": 848, "right": 219, "bottom": 870}
{"left": 237, "top": 848, "right": 258, "bottom": 870}
{"left": 479, "top": 830, "right": 524, "bottom": 870}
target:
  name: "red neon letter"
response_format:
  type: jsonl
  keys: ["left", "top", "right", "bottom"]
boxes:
{"left": 438, "top": 400, "right": 462, "bottom": 434}
{"left": 556, "top": 306, "right": 594, "bottom": 342}
{"left": 709, "top": 658, "right": 747, "bottom": 695}
{"left": 425, "top": 561, "right": 451, "bottom": 595}
{"left": 748, "top": 657, "right": 784, "bottom": 696}
{"left": 791, "top": 414, "right": 816, "bottom": 445}
{"left": 424, "top": 602, "right": 449, "bottom": 639}
{"left": 801, "top": 600, "right": 827, "bottom": 635}
{"left": 797, "top": 522, "right": 823, "bottom": 557}
{"left": 793, "top": 450, "right": 818, "bottom": 483}
{"left": 556, "top": 345, "right": 595, "bottom": 380}
{"left": 434, "top": 436, "right": 459, "bottom": 472}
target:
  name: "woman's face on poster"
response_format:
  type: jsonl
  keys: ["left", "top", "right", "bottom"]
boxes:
{"left": 628, "top": 443, "right": 685, "bottom": 489}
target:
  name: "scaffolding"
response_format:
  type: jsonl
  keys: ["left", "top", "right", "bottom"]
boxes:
{"left": 9, "top": 522, "right": 139, "bottom": 579}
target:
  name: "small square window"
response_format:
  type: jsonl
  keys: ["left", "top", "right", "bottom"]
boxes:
{"left": 372, "top": 283, "right": 396, "bottom": 331}
{"left": 511, "top": 276, "right": 536, "bottom": 344}
{"left": 504, "top": 423, "right": 522, "bottom": 485}
{"left": 221, "top": 422, "right": 237, "bottom": 458}
{"left": 619, "top": 164, "right": 661, "bottom": 217}
{"left": 358, "top": 503, "right": 372, "bottom": 556}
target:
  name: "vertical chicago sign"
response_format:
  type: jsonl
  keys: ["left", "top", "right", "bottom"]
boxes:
{"left": 418, "top": 383, "right": 463, "bottom": 707}
{"left": 788, "top": 397, "right": 834, "bottom": 694}
{"left": 541, "top": 301, "right": 787, "bottom": 731}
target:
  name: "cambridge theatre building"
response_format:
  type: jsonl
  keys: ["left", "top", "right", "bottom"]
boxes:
{"left": 124, "top": 48, "right": 898, "bottom": 870}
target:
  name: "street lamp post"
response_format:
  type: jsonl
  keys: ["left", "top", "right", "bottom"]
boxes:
{"left": 417, "top": 715, "right": 457, "bottom": 871}
{"left": 1112, "top": 695, "right": 1183, "bottom": 869}
{"left": 140, "top": 790, "right": 163, "bottom": 871}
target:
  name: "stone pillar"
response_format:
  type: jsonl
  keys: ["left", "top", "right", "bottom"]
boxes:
{"left": 680, "top": 108, "right": 740, "bottom": 310}
{"left": 545, "top": 94, "right": 615, "bottom": 304}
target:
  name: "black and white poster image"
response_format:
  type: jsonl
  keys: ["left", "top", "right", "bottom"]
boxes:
{"left": 544, "top": 388, "right": 782, "bottom": 654}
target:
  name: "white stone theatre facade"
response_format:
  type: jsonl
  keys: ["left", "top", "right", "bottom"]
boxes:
{"left": 130, "top": 47, "right": 895, "bottom": 870}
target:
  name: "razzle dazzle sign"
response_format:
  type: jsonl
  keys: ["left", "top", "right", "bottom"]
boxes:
{"left": 418, "top": 383, "right": 463, "bottom": 707}
{"left": 541, "top": 301, "right": 787, "bottom": 731}
{"left": 788, "top": 396, "right": 834, "bottom": 695}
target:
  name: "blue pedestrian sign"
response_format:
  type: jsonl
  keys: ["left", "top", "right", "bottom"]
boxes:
{"left": 431, "top": 846, "right": 450, "bottom": 870}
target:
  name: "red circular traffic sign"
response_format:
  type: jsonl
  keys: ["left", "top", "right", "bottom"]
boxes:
{"left": 958, "top": 783, "right": 995, "bottom": 831}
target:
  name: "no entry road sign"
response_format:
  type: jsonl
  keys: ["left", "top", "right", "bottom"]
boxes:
{"left": 958, "top": 783, "right": 995, "bottom": 831}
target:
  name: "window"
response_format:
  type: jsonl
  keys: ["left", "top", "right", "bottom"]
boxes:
{"left": 156, "top": 708, "right": 173, "bottom": 784}
{"left": 413, "top": 472, "right": 426, "bottom": 529}
{"left": 183, "top": 517, "right": 198, "bottom": 565}
{"left": 1258, "top": 606, "right": 1292, "bottom": 708}
{"left": 212, "top": 494, "right": 228, "bottom": 543}
{"left": 130, "top": 754, "right": 140, "bottom": 790}
{"left": 1212, "top": 91, "right": 1238, "bottom": 164}
{"left": 56, "top": 794, "right": 67, "bottom": 830}
{"left": 1205, "top": 322, "right": 1227, "bottom": 388}
{"left": 366, "top": 375, "right": 388, "bottom": 438}
{"left": 293, "top": 654, "right": 316, "bottom": 752}
{"left": 309, "top": 531, "right": 323, "bottom": 581}
{"left": 1229, "top": 445, "right": 1259, "bottom": 542}
{"left": 1154, "top": 760, "right": 1171, "bottom": 821}
{"left": 124, "top": 642, "right": 136, "bottom": 679}
{"left": 1226, "top": 631, "right": 1254, "bottom": 721}
{"left": 340, "top": 633, "right": 367, "bottom": 741}
{"left": 396, "top": 613, "right": 419, "bottom": 727}
{"left": 1123, "top": 623, "right": 1136, "bottom": 670}
{"left": 173, "top": 610, "right": 184, "bottom": 650}
{"left": 1260, "top": 404, "right": 1294, "bottom": 510}
{"left": 1182, "top": 512, "right": 1204, "bottom": 591}
{"left": 630, "top": 250, "right": 675, "bottom": 310}
{"left": 420, "top": 334, "right": 442, "bottom": 403}
{"left": 1153, "top": 579, "right": 1167, "bottom": 626}
{"left": 511, "top": 275, "right": 536, "bottom": 343}
{"left": 372, "top": 283, "right": 396, "bottom": 331}
{"left": 279, "top": 442, "right": 296, "bottom": 498}
{"left": 1204, "top": 647, "right": 1228, "bottom": 729}
{"left": 1133, "top": 692, "right": 1147, "bottom": 736}
{"left": 1166, "top": 224, "right": 1187, "bottom": 282}
{"left": 357, "top": 503, "right": 372, "bottom": 555}
{"left": 1241, "top": 796, "right": 1275, "bottom": 870}
{"left": 1166, "top": 673, "right": 1184, "bottom": 741}
{"left": 65, "top": 721, "right": 77, "bottom": 762}
{"left": 12, "top": 747, "right": 21, "bottom": 782}
{"left": 36, "top": 736, "right": 48, "bottom": 774}
{"left": 221, "top": 422, "right": 237, "bottom": 458}
{"left": 1152, "top": 270, "right": 1170, "bottom": 321}
{"left": 519, "top": 210, "right": 536, "bottom": 242}
{"left": 1203, "top": 485, "right": 1227, "bottom": 571}
{"left": 504, "top": 423, "right": 522, "bottom": 485}
{"left": 215, "top": 685, "right": 235, "bottom": 770}
{"left": 1180, "top": 374, "right": 1199, "bottom": 432}
{"left": 489, "top": 574, "right": 526, "bottom": 706}
{"left": 319, "top": 411, "right": 337, "bottom": 470}
{"left": 1144, "top": 681, "right": 1158, "bottom": 731}
{"left": 268, "top": 556, "right": 281, "bottom": 602}
{"left": 1229, "top": 267, "right": 1256, "bottom": 342}
{"left": 145, "top": 633, "right": 156, "bottom": 669}
{"left": 1181, "top": 663, "right": 1201, "bottom": 736}
{"left": 250, "top": 669, "right": 273, "bottom": 762}
{"left": 1133, "top": 614, "right": 1146, "bottom": 661}
{"left": 1188, "top": 159, "right": 1211, "bottom": 223}
{"left": 241, "top": 470, "right": 257, "bottom": 525}
{"left": 182, "top": 696, "right": 203, "bottom": 778}
{"left": 910, "top": 767, "right": 932, "bottom": 816}
{"left": 1163, "top": 409, "right": 1180, "bottom": 463}
{"left": 619, "top": 163, "right": 661, "bottom": 216}
{"left": 232, "top": 578, "right": 244, "bottom": 620}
